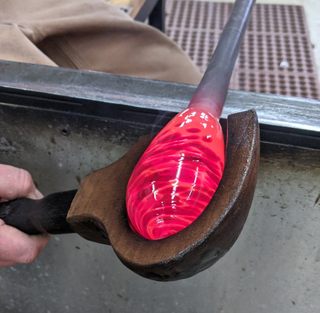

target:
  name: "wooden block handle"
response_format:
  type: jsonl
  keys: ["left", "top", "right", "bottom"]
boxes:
{"left": 0, "top": 190, "right": 76, "bottom": 235}
{"left": 66, "top": 111, "right": 260, "bottom": 281}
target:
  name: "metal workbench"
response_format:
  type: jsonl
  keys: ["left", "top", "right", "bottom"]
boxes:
{"left": 0, "top": 61, "right": 319, "bottom": 313}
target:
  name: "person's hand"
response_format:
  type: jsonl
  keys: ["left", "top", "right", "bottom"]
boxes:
{"left": 0, "top": 164, "right": 50, "bottom": 267}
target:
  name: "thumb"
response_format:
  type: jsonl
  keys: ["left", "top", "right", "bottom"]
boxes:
{"left": 0, "top": 165, "right": 43, "bottom": 200}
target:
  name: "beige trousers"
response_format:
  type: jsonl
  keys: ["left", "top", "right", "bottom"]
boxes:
{"left": 0, "top": 0, "right": 201, "bottom": 85}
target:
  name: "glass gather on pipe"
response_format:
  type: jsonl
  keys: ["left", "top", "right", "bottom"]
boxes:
{"left": 126, "top": 107, "right": 225, "bottom": 240}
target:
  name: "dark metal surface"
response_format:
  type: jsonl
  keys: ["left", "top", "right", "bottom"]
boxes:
{"left": 0, "top": 61, "right": 319, "bottom": 149}
{"left": 0, "top": 80, "right": 319, "bottom": 311}
{"left": 134, "top": 0, "right": 159, "bottom": 25}
{"left": 149, "top": 0, "right": 165, "bottom": 32}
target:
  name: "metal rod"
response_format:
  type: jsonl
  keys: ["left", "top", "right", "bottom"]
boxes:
{"left": 190, "top": 0, "right": 256, "bottom": 118}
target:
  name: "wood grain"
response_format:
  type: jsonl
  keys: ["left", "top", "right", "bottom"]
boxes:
{"left": 67, "top": 109, "right": 260, "bottom": 281}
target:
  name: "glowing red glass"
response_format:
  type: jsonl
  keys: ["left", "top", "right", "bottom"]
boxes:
{"left": 126, "top": 108, "right": 225, "bottom": 240}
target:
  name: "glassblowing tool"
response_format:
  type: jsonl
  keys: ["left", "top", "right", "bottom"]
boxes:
{"left": 0, "top": 0, "right": 259, "bottom": 281}
{"left": 127, "top": 0, "right": 256, "bottom": 240}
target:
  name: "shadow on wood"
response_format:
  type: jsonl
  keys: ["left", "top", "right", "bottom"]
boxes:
{"left": 67, "top": 109, "right": 260, "bottom": 281}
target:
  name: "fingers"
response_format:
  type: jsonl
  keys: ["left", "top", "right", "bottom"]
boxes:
{"left": 0, "top": 165, "right": 48, "bottom": 267}
{"left": 0, "top": 219, "right": 50, "bottom": 267}
{"left": 0, "top": 164, "right": 43, "bottom": 201}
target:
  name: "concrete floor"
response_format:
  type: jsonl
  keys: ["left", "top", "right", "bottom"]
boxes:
{"left": 207, "top": 0, "right": 320, "bottom": 80}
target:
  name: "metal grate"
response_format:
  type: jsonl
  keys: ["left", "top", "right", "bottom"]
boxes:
{"left": 165, "top": 1, "right": 320, "bottom": 100}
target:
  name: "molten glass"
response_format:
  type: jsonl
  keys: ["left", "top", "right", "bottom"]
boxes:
{"left": 126, "top": 108, "right": 225, "bottom": 240}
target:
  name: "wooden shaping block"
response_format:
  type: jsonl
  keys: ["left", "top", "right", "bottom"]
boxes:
{"left": 67, "top": 109, "right": 260, "bottom": 281}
